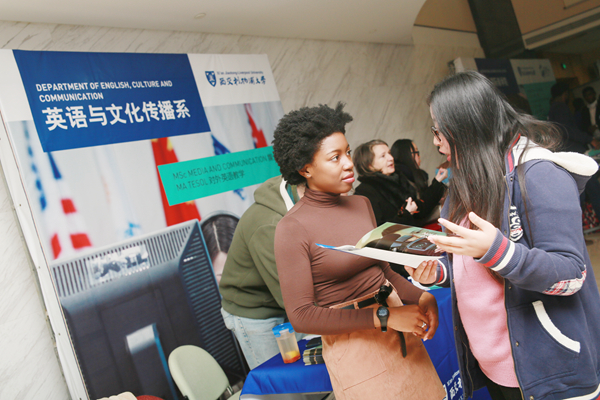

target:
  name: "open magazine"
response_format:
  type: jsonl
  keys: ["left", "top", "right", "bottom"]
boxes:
{"left": 316, "top": 222, "right": 448, "bottom": 268}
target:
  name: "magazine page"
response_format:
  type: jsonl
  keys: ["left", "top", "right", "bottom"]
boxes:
{"left": 317, "top": 222, "right": 447, "bottom": 268}
{"left": 355, "top": 222, "right": 447, "bottom": 255}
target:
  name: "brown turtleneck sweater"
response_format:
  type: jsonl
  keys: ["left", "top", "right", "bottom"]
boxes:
{"left": 274, "top": 188, "right": 425, "bottom": 335}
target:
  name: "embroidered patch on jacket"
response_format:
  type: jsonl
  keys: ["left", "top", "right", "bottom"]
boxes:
{"left": 509, "top": 205, "right": 523, "bottom": 241}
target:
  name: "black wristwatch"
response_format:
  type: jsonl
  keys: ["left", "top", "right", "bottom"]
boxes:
{"left": 376, "top": 306, "right": 389, "bottom": 332}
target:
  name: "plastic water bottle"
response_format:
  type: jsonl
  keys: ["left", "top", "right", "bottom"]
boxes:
{"left": 272, "top": 322, "right": 300, "bottom": 363}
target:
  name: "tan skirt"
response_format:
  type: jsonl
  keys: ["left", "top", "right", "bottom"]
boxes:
{"left": 322, "top": 287, "right": 446, "bottom": 400}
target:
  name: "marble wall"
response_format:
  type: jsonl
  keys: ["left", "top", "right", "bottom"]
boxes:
{"left": 0, "top": 20, "right": 483, "bottom": 400}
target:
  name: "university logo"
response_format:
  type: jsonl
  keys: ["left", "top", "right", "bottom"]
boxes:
{"left": 205, "top": 71, "right": 216, "bottom": 87}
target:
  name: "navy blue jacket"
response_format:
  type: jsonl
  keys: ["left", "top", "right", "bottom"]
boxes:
{"left": 435, "top": 138, "right": 600, "bottom": 400}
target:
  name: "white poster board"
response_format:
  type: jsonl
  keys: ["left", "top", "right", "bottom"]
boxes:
{"left": 0, "top": 49, "right": 284, "bottom": 400}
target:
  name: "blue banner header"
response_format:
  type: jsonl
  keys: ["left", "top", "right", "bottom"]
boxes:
{"left": 13, "top": 50, "right": 210, "bottom": 151}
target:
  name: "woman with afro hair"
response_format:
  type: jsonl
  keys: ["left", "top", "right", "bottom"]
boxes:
{"left": 273, "top": 102, "right": 445, "bottom": 400}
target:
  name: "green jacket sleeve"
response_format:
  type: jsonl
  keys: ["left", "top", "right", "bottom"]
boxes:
{"left": 248, "top": 223, "right": 286, "bottom": 309}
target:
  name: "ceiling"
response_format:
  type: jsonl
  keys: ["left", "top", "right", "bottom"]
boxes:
{"left": 537, "top": 24, "right": 600, "bottom": 54}
{"left": 0, "top": 0, "right": 427, "bottom": 45}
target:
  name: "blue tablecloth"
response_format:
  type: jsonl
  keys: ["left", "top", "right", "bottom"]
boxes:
{"left": 242, "top": 287, "right": 491, "bottom": 400}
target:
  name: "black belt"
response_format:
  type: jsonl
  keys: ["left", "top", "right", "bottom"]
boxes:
{"left": 340, "top": 297, "right": 378, "bottom": 309}
{"left": 340, "top": 284, "right": 407, "bottom": 358}
{"left": 339, "top": 284, "right": 393, "bottom": 309}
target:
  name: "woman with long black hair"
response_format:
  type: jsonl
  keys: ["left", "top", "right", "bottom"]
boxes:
{"left": 410, "top": 71, "right": 600, "bottom": 400}
{"left": 390, "top": 139, "right": 447, "bottom": 225}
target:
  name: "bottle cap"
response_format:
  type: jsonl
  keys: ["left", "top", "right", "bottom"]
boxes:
{"left": 272, "top": 322, "right": 295, "bottom": 337}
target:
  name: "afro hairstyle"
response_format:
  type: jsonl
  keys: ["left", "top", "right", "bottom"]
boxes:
{"left": 272, "top": 102, "right": 353, "bottom": 185}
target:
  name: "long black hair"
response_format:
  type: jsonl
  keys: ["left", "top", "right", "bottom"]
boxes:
{"left": 390, "top": 139, "right": 427, "bottom": 194}
{"left": 428, "top": 71, "right": 561, "bottom": 229}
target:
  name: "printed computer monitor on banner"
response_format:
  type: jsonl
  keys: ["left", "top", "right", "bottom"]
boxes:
{"left": 51, "top": 220, "right": 247, "bottom": 400}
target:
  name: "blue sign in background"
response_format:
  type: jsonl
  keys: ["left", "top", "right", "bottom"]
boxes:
{"left": 13, "top": 50, "right": 210, "bottom": 152}
{"left": 475, "top": 58, "right": 520, "bottom": 95}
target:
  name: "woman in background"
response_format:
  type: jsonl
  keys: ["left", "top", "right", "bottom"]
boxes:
{"left": 391, "top": 139, "right": 447, "bottom": 225}
{"left": 410, "top": 71, "right": 600, "bottom": 400}
{"left": 353, "top": 139, "right": 419, "bottom": 226}
{"left": 273, "top": 103, "right": 445, "bottom": 400}
{"left": 201, "top": 213, "right": 238, "bottom": 283}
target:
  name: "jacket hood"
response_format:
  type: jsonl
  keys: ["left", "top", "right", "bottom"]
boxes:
{"left": 512, "top": 137, "right": 598, "bottom": 193}
{"left": 252, "top": 175, "right": 294, "bottom": 216}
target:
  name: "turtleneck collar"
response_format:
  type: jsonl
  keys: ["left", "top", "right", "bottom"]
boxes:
{"left": 302, "top": 187, "right": 341, "bottom": 207}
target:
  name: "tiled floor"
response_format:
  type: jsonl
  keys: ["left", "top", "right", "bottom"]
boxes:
{"left": 585, "top": 231, "right": 600, "bottom": 290}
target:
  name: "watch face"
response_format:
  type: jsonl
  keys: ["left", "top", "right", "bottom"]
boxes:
{"left": 377, "top": 307, "right": 389, "bottom": 317}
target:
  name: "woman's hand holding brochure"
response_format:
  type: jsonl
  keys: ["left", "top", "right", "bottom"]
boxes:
{"left": 427, "top": 212, "right": 496, "bottom": 259}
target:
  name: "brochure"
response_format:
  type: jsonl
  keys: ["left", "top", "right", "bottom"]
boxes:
{"left": 316, "top": 222, "right": 448, "bottom": 268}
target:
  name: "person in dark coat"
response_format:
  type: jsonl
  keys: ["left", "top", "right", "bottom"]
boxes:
{"left": 581, "top": 86, "right": 600, "bottom": 137}
{"left": 353, "top": 139, "right": 419, "bottom": 227}
{"left": 353, "top": 139, "right": 429, "bottom": 278}
{"left": 390, "top": 139, "right": 447, "bottom": 225}
{"left": 547, "top": 82, "right": 599, "bottom": 153}
{"left": 411, "top": 71, "right": 600, "bottom": 400}
{"left": 548, "top": 82, "right": 600, "bottom": 226}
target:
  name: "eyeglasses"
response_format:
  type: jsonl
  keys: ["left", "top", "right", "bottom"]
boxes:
{"left": 411, "top": 151, "right": 420, "bottom": 156}
{"left": 431, "top": 126, "right": 442, "bottom": 141}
